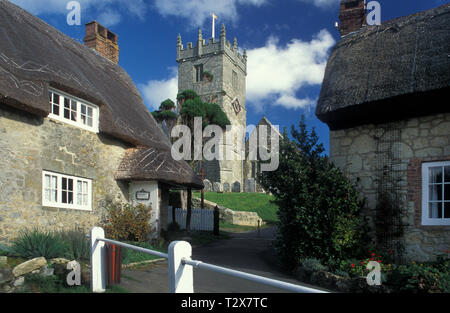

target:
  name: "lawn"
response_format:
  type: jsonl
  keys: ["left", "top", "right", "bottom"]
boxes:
{"left": 193, "top": 192, "right": 278, "bottom": 224}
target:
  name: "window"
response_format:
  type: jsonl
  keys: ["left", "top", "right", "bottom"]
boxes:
{"left": 422, "top": 161, "right": 450, "bottom": 225}
{"left": 48, "top": 89, "right": 99, "bottom": 132}
{"left": 42, "top": 171, "right": 92, "bottom": 211}
{"left": 194, "top": 64, "right": 203, "bottom": 82}
{"left": 232, "top": 70, "right": 238, "bottom": 90}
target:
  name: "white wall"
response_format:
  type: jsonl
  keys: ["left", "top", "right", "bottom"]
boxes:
{"left": 129, "top": 181, "right": 160, "bottom": 239}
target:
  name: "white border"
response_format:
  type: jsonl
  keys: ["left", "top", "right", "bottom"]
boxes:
{"left": 42, "top": 170, "right": 92, "bottom": 211}
{"left": 421, "top": 161, "right": 450, "bottom": 226}
{"left": 48, "top": 88, "right": 99, "bottom": 133}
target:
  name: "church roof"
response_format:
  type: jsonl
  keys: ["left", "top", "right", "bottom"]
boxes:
{"left": 316, "top": 4, "right": 450, "bottom": 130}
{"left": 0, "top": 0, "right": 202, "bottom": 189}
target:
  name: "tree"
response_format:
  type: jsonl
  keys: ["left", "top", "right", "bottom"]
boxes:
{"left": 258, "top": 115, "right": 369, "bottom": 270}
{"left": 152, "top": 99, "right": 178, "bottom": 142}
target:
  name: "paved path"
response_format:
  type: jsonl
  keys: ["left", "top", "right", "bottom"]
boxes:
{"left": 119, "top": 227, "right": 325, "bottom": 293}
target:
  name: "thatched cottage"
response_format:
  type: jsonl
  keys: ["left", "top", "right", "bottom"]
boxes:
{"left": 0, "top": 1, "right": 202, "bottom": 243}
{"left": 317, "top": 1, "right": 450, "bottom": 261}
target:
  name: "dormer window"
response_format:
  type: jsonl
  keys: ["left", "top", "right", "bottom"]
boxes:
{"left": 48, "top": 89, "right": 99, "bottom": 133}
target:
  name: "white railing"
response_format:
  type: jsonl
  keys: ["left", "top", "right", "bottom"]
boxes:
{"left": 90, "top": 227, "right": 328, "bottom": 293}
{"left": 168, "top": 206, "right": 214, "bottom": 231}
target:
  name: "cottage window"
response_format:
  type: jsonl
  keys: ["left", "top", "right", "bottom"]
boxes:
{"left": 42, "top": 171, "right": 92, "bottom": 211}
{"left": 48, "top": 89, "right": 99, "bottom": 133}
{"left": 422, "top": 162, "right": 450, "bottom": 226}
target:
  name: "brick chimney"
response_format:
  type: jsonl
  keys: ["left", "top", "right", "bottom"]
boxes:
{"left": 339, "top": 0, "right": 366, "bottom": 37}
{"left": 84, "top": 21, "right": 119, "bottom": 64}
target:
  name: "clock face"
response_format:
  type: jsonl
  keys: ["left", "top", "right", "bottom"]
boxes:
{"left": 232, "top": 98, "right": 241, "bottom": 114}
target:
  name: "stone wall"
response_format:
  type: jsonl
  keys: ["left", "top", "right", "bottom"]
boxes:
{"left": 329, "top": 113, "right": 450, "bottom": 261}
{"left": 0, "top": 104, "right": 130, "bottom": 243}
{"left": 191, "top": 197, "right": 263, "bottom": 227}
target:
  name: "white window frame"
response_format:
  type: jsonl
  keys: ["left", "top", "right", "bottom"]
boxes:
{"left": 42, "top": 170, "right": 92, "bottom": 211}
{"left": 48, "top": 89, "right": 99, "bottom": 133}
{"left": 421, "top": 161, "right": 450, "bottom": 226}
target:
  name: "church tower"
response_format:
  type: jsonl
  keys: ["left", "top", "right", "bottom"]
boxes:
{"left": 176, "top": 24, "right": 247, "bottom": 190}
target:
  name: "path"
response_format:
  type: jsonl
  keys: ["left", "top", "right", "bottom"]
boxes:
{"left": 119, "top": 227, "right": 325, "bottom": 293}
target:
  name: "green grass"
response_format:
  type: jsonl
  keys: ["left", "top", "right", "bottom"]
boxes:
{"left": 121, "top": 241, "right": 168, "bottom": 265}
{"left": 194, "top": 192, "right": 279, "bottom": 224}
{"left": 19, "top": 273, "right": 129, "bottom": 293}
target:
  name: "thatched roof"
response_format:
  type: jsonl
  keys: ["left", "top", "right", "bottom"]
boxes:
{"left": 317, "top": 4, "right": 450, "bottom": 130}
{"left": 0, "top": 0, "right": 202, "bottom": 189}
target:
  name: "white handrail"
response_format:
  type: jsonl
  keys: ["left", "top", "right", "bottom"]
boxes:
{"left": 89, "top": 227, "right": 328, "bottom": 294}
{"left": 98, "top": 237, "right": 169, "bottom": 259}
{"left": 182, "top": 258, "right": 328, "bottom": 293}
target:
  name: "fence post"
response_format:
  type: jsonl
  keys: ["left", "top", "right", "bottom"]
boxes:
{"left": 168, "top": 241, "right": 194, "bottom": 293}
{"left": 213, "top": 205, "right": 220, "bottom": 236}
{"left": 90, "top": 227, "right": 106, "bottom": 293}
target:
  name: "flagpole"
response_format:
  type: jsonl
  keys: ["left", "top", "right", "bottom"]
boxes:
{"left": 212, "top": 13, "right": 217, "bottom": 39}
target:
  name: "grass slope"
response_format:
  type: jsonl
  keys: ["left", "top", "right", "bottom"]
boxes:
{"left": 193, "top": 192, "right": 278, "bottom": 224}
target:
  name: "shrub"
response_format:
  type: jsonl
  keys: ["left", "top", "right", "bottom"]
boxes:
{"left": 57, "top": 228, "right": 90, "bottom": 261}
{"left": 388, "top": 259, "right": 450, "bottom": 293}
{"left": 101, "top": 202, "right": 152, "bottom": 242}
{"left": 11, "top": 229, "right": 68, "bottom": 259}
{"left": 258, "top": 115, "right": 369, "bottom": 270}
{"left": 0, "top": 244, "right": 13, "bottom": 256}
{"left": 300, "top": 258, "right": 328, "bottom": 272}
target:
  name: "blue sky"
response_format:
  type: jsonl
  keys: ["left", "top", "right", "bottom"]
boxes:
{"left": 10, "top": 0, "right": 449, "bottom": 155}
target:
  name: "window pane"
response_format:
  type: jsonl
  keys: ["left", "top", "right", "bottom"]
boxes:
{"left": 44, "top": 175, "right": 50, "bottom": 189}
{"left": 53, "top": 104, "right": 59, "bottom": 116}
{"left": 81, "top": 104, "right": 86, "bottom": 115}
{"left": 87, "top": 107, "right": 93, "bottom": 117}
{"left": 49, "top": 92, "right": 52, "bottom": 102}
{"left": 52, "top": 176, "right": 57, "bottom": 202}
{"left": 68, "top": 191, "right": 73, "bottom": 204}
{"left": 429, "top": 166, "right": 443, "bottom": 183}
{"left": 429, "top": 202, "right": 441, "bottom": 218}
{"left": 71, "top": 100, "right": 77, "bottom": 111}
{"left": 62, "top": 190, "right": 67, "bottom": 204}
{"left": 77, "top": 181, "right": 82, "bottom": 206}
{"left": 429, "top": 184, "right": 442, "bottom": 201}
{"left": 445, "top": 184, "right": 450, "bottom": 201}
{"left": 54, "top": 94, "right": 60, "bottom": 105}
{"left": 444, "top": 202, "right": 450, "bottom": 219}
{"left": 87, "top": 117, "right": 93, "bottom": 127}
{"left": 62, "top": 177, "right": 67, "bottom": 190}
{"left": 44, "top": 175, "right": 50, "bottom": 202}
{"left": 68, "top": 179, "right": 73, "bottom": 191}
{"left": 64, "top": 98, "right": 70, "bottom": 119}
{"left": 64, "top": 98, "right": 70, "bottom": 108}
{"left": 445, "top": 166, "right": 450, "bottom": 183}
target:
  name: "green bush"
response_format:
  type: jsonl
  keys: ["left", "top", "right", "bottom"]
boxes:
{"left": 101, "top": 202, "right": 152, "bottom": 242}
{"left": 11, "top": 229, "right": 68, "bottom": 259}
{"left": 258, "top": 115, "right": 369, "bottom": 270}
{"left": 0, "top": 243, "right": 13, "bottom": 256}
{"left": 57, "top": 228, "right": 90, "bottom": 261}
{"left": 388, "top": 259, "right": 450, "bottom": 293}
{"left": 300, "top": 258, "right": 328, "bottom": 272}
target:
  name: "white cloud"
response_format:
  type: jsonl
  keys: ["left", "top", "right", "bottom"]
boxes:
{"left": 297, "top": 0, "right": 339, "bottom": 9}
{"left": 138, "top": 68, "right": 178, "bottom": 111}
{"left": 10, "top": 0, "right": 147, "bottom": 26}
{"left": 246, "top": 30, "right": 335, "bottom": 110}
{"left": 153, "top": 0, "right": 267, "bottom": 27}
